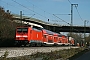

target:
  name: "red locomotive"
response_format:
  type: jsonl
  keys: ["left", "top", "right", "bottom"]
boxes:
{"left": 15, "top": 25, "right": 75, "bottom": 46}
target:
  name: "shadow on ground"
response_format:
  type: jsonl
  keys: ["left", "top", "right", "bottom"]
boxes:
{"left": 68, "top": 48, "right": 90, "bottom": 60}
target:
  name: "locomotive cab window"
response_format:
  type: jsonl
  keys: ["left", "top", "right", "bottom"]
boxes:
{"left": 22, "top": 28, "right": 28, "bottom": 32}
{"left": 17, "top": 28, "right": 28, "bottom": 33}
{"left": 17, "top": 28, "right": 22, "bottom": 32}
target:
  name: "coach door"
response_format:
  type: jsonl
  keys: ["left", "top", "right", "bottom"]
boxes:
{"left": 43, "top": 34, "right": 48, "bottom": 43}
{"left": 54, "top": 36, "right": 58, "bottom": 43}
{"left": 48, "top": 35, "right": 53, "bottom": 43}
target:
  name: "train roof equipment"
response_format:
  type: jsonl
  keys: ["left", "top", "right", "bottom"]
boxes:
{"left": 22, "top": 21, "right": 43, "bottom": 28}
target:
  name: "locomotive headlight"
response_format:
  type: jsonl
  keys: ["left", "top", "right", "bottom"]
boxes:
{"left": 23, "top": 36, "right": 28, "bottom": 37}
{"left": 16, "top": 35, "right": 28, "bottom": 37}
{"left": 16, "top": 35, "right": 21, "bottom": 37}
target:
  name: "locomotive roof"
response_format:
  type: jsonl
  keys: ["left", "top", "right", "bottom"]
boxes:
{"left": 58, "top": 34, "right": 63, "bottom": 37}
{"left": 21, "top": 21, "right": 44, "bottom": 28}
{"left": 17, "top": 26, "right": 29, "bottom": 28}
{"left": 42, "top": 29, "right": 55, "bottom": 35}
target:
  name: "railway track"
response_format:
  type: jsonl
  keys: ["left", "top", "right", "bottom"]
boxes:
{"left": 0, "top": 46, "right": 79, "bottom": 58}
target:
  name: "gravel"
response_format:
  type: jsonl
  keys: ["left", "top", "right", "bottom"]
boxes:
{"left": 0, "top": 46, "right": 79, "bottom": 58}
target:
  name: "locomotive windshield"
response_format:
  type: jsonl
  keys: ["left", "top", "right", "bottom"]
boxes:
{"left": 17, "top": 28, "right": 28, "bottom": 33}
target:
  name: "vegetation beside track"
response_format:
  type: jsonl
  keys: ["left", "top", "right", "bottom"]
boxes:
{"left": 0, "top": 7, "right": 19, "bottom": 47}
{"left": 0, "top": 7, "right": 28, "bottom": 47}
{"left": 0, "top": 47, "right": 89, "bottom": 60}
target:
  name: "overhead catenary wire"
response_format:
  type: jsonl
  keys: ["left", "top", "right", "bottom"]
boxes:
{"left": 11, "top": 0, "right": 48, "bottom": 19}
{"left": 67, "top": 0, "right": 84, "bottom": 22}
{"left": 68, "top": 0, "right": 72, "bottom": 4}
{"left": 75, "top": 7, "right": 83, "bottom": 21}
{"left": 1, "top": 0, "right": 47, "bottom": 21}
{"left": 4, "top": 0, "right": 71, "bottom": 25}
{"left": 1, "top": 0, "right": 77, "bottom": 26}
{"left": 26, "top": 0, "right": 62, "bottom": 23}
{"left": 26, "top": 0, "right": 71, "bottom": 25}
{"left": 53, "top": 14, "right": 71, "bottom": 25}
{"left": 26, "top": 0, "right": 53, "bottom": 16}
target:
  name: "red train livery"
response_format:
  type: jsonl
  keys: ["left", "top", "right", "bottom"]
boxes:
{"left": 15, "top": 26, "right": 75, "bottom": 46}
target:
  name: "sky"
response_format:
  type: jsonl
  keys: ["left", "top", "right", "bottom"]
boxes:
{"left": 0, "top": 0, "right": 90, "bottom": 26}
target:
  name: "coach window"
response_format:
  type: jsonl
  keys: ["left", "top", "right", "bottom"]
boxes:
{"left": 54, "top": 37, "right": 56, "bottom": 39}
{"left": 56, "top": 37, "right": 58, "bottom": 40}
{"left": 54, "top": 37, "right": 58, "bottom": 40}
